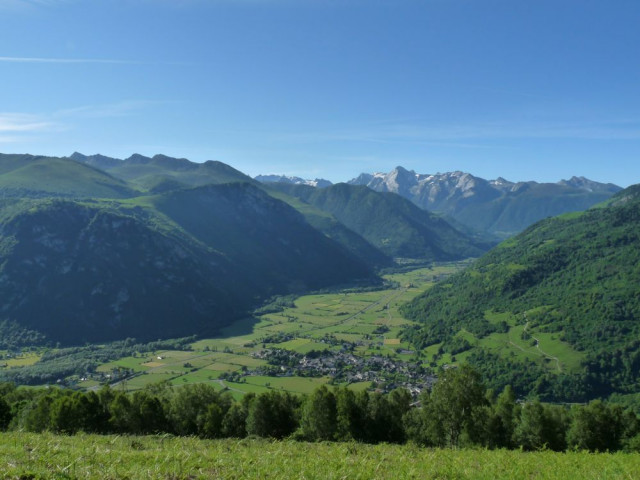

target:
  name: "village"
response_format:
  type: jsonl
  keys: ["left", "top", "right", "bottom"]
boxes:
{"left": 234, "top": 347, "right": 436, "bottom": 397}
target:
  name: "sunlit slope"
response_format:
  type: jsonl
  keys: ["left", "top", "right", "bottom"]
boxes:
{"left": 0, "top": 154, "right": 137, "bottom": 198}
{"left": 71, "top": 152, "right": 255, "bottom": 191}
{"left": 402, "top": 185, "right": 640, "bottom": 400}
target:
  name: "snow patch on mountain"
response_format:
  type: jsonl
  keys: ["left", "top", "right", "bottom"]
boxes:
{"left": 255, "top": 174, "right": 332, "bottom": 188}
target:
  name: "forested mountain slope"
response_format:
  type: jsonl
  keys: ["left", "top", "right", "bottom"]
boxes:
{"left": 401, "top": 185, "right": 640, "bottom": 401}
{"left": 72, "top": 152, "right": 392, "bottom": 268}
{"left": 270, "top": 182, "right": 488, "bottom": 261}
{"left": 0, "top": 183, "right": 374, "bottom": 345}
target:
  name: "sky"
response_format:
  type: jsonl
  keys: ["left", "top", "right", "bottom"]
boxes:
{"left": 0, "top": 0, "right": 639, "bottom": 186}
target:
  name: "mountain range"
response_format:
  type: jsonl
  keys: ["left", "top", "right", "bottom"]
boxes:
{"left": 254, "top": 174, "right": 332, "bottom": 189}
{"left": 268, "top": 182, "right": 487, "bottom": 260}
{"left": 0, "top": 152, "right": 628, "bottom": 352}
{"left": 348, "top": 166, "right": 621, "bottom": 238}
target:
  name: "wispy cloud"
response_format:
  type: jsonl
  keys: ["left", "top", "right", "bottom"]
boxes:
{"left": 0, "top": 55, "right": 192, "bottom": 67}
{"left": 0, "top": 56, "right": 142, "bottom": 65}
{"left": 0, "top": 0, "right": 76, "bottom": 12}
{"left": 243, "top": 117, "right": 640, "bottom": 147}
{"left": 0, "top": 112, "right": 56, "bottom": 146}
{"left": 0, "top": 101, "right": 160, "bottom": 145}
{"left": 54, "top": 100, "right": 169, "bottom": 119}
{"left": 0, "top": 113, "right": 53, "bottom": 133}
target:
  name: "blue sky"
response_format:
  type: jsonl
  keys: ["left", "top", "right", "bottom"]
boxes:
{"left": 1, "top": 0, "right": 639, "bottom": 186}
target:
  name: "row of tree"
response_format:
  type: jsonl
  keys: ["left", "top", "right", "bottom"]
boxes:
{"left": 1, "top": 365, "right": 639, "bottom": 452}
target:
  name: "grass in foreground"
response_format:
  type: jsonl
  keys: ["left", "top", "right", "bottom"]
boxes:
{"left": 1, "top": 432, "right": 639, "bottom": 480}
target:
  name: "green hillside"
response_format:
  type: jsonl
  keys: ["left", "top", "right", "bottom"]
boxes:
{"left": 454, "top": 182, "right": 620, "bottom": 238}
{"left": 401, "top": 185, "right": 640, "bottom": 402}
{"left": 271, "top": 183, "right": 488, "bottom": 261}
{"left": 0, "top": 154, "right": 137, "bottom": 199}
{"left": 71, "top": 152, "right": 255, "bottom": 191}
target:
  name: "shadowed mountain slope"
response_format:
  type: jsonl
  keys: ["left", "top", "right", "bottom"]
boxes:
{"left": 269, "top": 182, "right": 488, "bottom": 260}
{"left": 0, "top": 183, "right": 374, "bottom": 345}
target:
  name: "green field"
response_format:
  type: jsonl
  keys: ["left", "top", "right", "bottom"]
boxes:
{"left": 1, "top": 432, "right": 638, "bottom": 479}
{"left": 89, "top": 264, "right": 466, "bottom": 394}
{"left": 0, "top": 352, "right": 41, "bottom": 368}
{"left": 82, "top": 259, "right": 585, "bottom": 396}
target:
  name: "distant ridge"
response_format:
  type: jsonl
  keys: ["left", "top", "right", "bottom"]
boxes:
{"left": 269, "top": 182, "right": 487, "bottom": 261}
{"left": 255, "top": 174, "right": 332, "bottom": 188}
{"left": 71, "top": 151, "right": 254, "bottom": 191}
{"left": 0, "top": 153, "right": 137, "bottom": 199}
{"left": 349, "top": 166, "right": 622, "bottom": 238}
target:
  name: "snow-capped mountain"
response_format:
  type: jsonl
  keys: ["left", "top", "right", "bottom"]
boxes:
{"left": 254, "top": 174, "right": 332, "bottom": 188}
{"left": 349, "top": 167, "right": 621, "bottom": 238}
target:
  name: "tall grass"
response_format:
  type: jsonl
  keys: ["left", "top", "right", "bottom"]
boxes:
{"left": 1, "top": 432, "right": 638, "bottom": 479}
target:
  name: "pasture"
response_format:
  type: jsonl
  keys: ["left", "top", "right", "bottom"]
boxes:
{"left": 89, "top": 260, "right": 581, "bottom": 395}
{"left": 94, "top": 264, "right": 459, "bottom": 394}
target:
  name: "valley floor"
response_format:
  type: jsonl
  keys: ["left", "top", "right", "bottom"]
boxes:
{"left": 2, "top": 259, "right": 590, "bottom": 401}
{"left": 2, "top": 432, "right": 639, "bottom": 479}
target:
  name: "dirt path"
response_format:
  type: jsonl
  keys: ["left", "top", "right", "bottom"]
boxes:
{"left": 508, "top": 320, "right": 561, "bottom": 372}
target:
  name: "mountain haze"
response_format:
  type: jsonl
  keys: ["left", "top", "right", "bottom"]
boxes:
{"left": 350, "top": 167, "right": 621, "bottom": 238}
{"left": 255, "top": 174, "right": 332, "bottom": 188}
{"left": 269, "top": 182, "right": 487, "bottom": 260}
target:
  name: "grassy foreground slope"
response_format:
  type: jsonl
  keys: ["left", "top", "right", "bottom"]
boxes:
{"left": 2, "top": 433, "right": 639, "bottom": 480}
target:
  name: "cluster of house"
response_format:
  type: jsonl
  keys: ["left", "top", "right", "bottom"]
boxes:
{"left": 251, "top": 348, "right": 435, "bottom": 397}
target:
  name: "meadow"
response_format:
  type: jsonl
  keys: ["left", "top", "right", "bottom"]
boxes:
{"left": 87, "top": 264, "right": 463, "bottom": 393}
{"left": 74, "top": 260, "right": 586, "bottom": 396}
{"left": 1, "top": 432, "right": 638, "bottom": 479}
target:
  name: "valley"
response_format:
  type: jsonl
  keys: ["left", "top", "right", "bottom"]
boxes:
{"left": 3, "top": 2, "right": 640, "bottom": 475}
{"left": 1, "top": 259, "right": 593, "bottom": 404}
{"left": 61, "top": 264, "right": 464, "bottom": 395}
{"left": 0, "top": 152, "right": 637, "bottom": 407}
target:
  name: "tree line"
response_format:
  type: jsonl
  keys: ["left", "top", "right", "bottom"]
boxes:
{"left": 1, "top": 365, "right": 639, "bottom": 452}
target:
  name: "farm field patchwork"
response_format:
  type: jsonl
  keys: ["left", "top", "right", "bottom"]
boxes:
{"left": 6, "top": 261, "right": 584, "bottom": 397}
{"left": 90, "top": 264, "right": 463, "bottom": 394}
